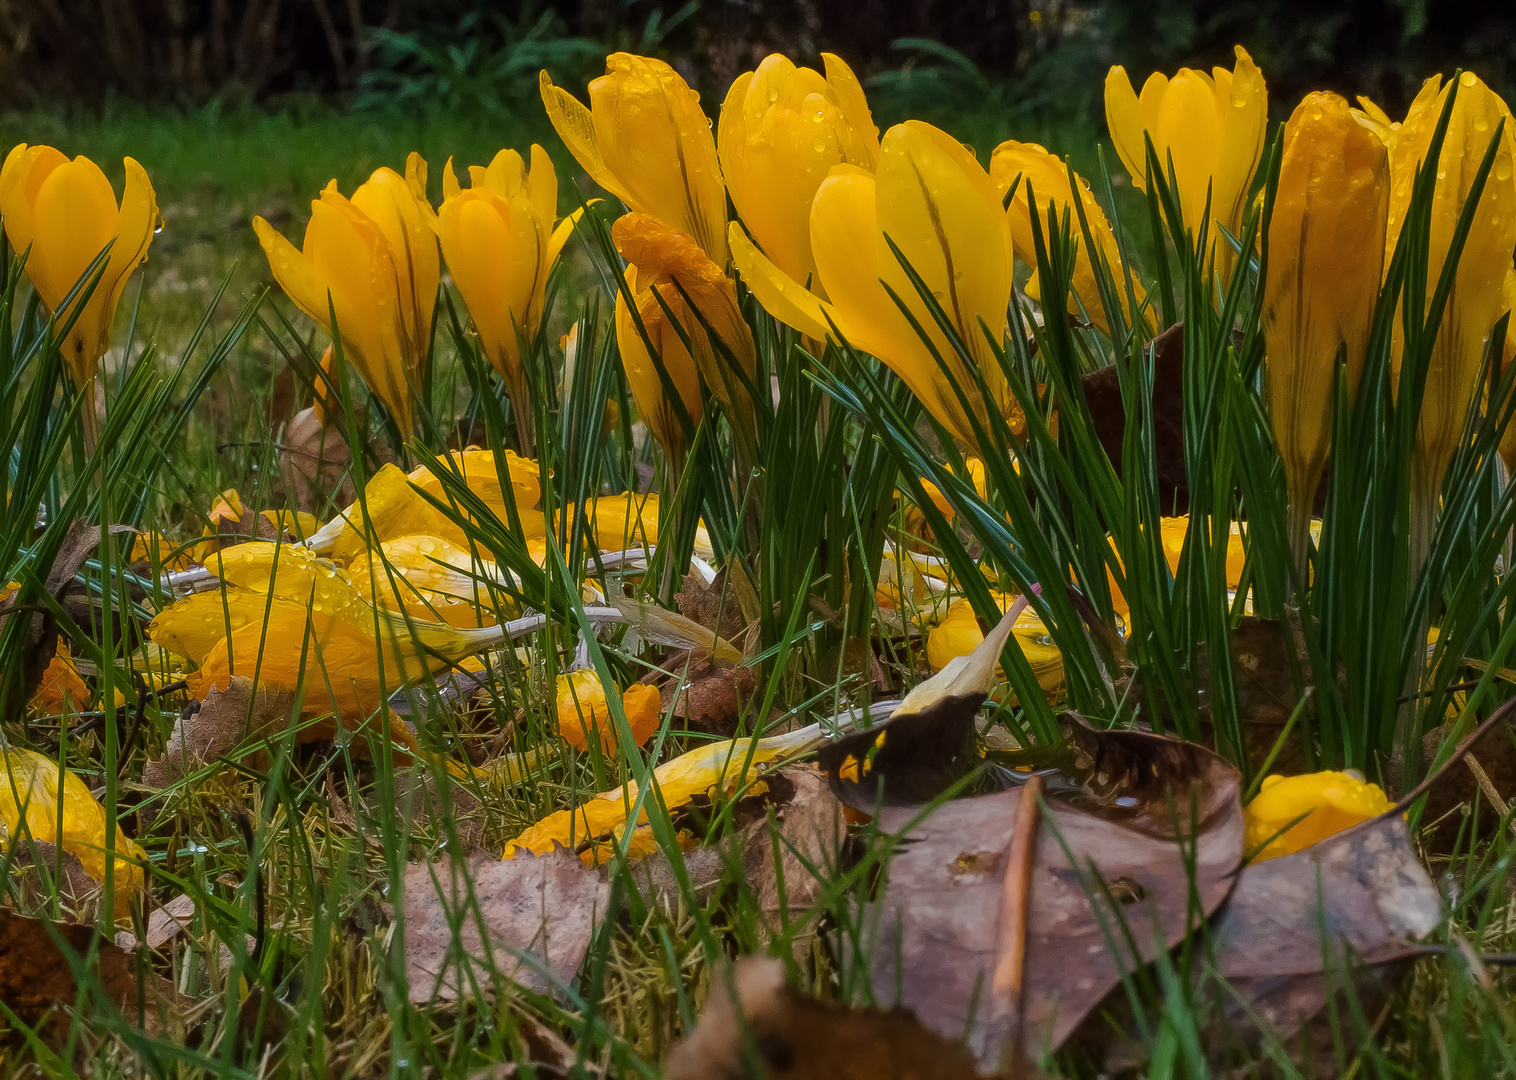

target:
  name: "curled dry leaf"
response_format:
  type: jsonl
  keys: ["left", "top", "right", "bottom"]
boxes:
{"left": 142, "top": 676, "right": 297, "bottom": 787}
{"left": 1084, "top": 321, "right": 1188, "bottom": 513}
{"left": 675, "top": 568, "right": 746, "bottom": 642}
{"left": 0, "top": 520, "right": 135, "bottom": 721}
{"left": 667, "top": 956, "right": 990, "bottom": 1080}
{"left": 742, "top": 766, "right": 846, "bottom": 948}
{"left": 403, "top": 847, "right": 609, "bottom": 1003}
{"left": 280, "top": 404, "right": 355, "bottom": 511}
{"left": 859, "top": 713, "right": 1244, "bottom": 1070}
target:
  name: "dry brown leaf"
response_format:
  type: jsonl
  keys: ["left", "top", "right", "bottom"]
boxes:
{"left": 1206, "top": 812, "right": 1439, "bottom": 1049}
{"left": 6, "top": 840, "right": 98, "bottom": 916}
{"left": 393, "top": 765, "right": 488, "bottom": 854}
{"left": 403, "top": 847, "right": 609, "bottom": 1003}
{"left": 676, "top": 569, "right": 745, "bottom": 642}
{"left": 666, "top": 956, "right": 991, "bottom": 1080}
{"left": 0, "top": 908, "right": 176, "bottom": 1031}
{"left": 142, "top": 676, "right": 297, "bottom": 787}
{"left": 1085, "top": 321, "right": 1188, "bottom": 513}
{"left": 860, "top": 714, "right": 1244, "bottom": 1070}
{"left": 743, "top": 766, "right": 845, "bottom": 948}
{"left": 114, "top": 893, "right": 199, "bottom": 951}
{"left": 0, "top": 520, "right": 135, "bottom": 721}
{"left": 659, "top": 662, "right": 757, "bottom": 736}
{"left": 280, "top": 405, "right": 355, "bottom": 511}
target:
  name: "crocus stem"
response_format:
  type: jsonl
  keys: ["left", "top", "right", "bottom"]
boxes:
{"left": 1284, "top": 491, "right": 1312, "bottom": 596}
{"left": 505, "top": 369, "right": 535, "bottom": 454}
{"left": 1395, "top": 461, "right": 1442, "bottom": 782}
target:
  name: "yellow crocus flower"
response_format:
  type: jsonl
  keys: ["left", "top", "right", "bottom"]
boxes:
{"left": 989, "top": 139, "right": 1148, "bottom": 337}
{"left": 0, "top": 145, "right": 158, "bottom": 436}
{"left": 1263, "top": 92, "right": 1390, "bottom": 577}
{"left": 1104, "top": 46, "right": 1267, "bottom": 265}
{"left": 718, "top": 52, "right": 879, "bottom": 289}
{"left": 1244, "top": 770, "right": 1392, "bottom": 860}
{"left": 555, "top": 669, "right": 663, "bottom": 754}
{"left": 438, "top": 145, "right": 582, "bottom": 439}
{"left": 611, "top": 213, "right": 749, "bottom": 471}
{"left": 1386, "top": 73, "right": 1516, "bottom": 566}
{"left": 613, "top": 212, "right": 757, "bottom": 452}
{"left": 1354, "top": 76, "right": 1443, "bottom": 170}
{"left": 731, "top": 121, "right": 1018, "bottom": 448}
{"left": 925, "top": 598, "right": 1065, "bottom": 702}
{"left": 253, "top": 152, "right": 439, "bottom": 434}
{"left": 541, "top": 54, "right": 727, "bottom": 264}
{"left": 1499, "top": 269, "right": 1516, "bottom": 473}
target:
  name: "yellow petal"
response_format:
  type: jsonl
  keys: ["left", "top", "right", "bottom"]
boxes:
{"left": 0, "top": 144, "right": 68, "bottom": 301}
{"left": 874, "top": 121, "right": 1016, "bottom": 443}
{"left": 1244, "top": 770, "right": 1392, "bottom": 859}
{"left": 729, "top": 221, "right": 836, "bottom": 341}
{"left": 1103, "top": 65, "right": 1148, "bottom": 189}
{"left": 1264, "top": 92, "right": 1389, "bottom": 512}
{"left": 718, "top": 53, "right": 877, "bottom": 288}
{"left": 990, "top": 139, "right": 1145, "bottom": 336}
{"left": 615, "top": 271, "right": 702, "bottom": 462}
{"left": 1, "top": 747, "right": 145, "bottom": 913}
{"left": 1388, "top": 73, "right": 1516, "bottom": 493}
{"left": 540, "top": 69, "right": 637, "bottom": 208}
{"left": 527, "top": 144, "right": 558, "bottom": 225}
{"left": 585, "top": 54, "right": 728, "bottom": 263}
{"left": 823, "top": 52, "right": 880, "bottom": 165}
{"left": 439, "top": 188, "right": 542, "bottom": 384}
{"left": 1211, "top": 46, "right": 1268, "bottom": 242}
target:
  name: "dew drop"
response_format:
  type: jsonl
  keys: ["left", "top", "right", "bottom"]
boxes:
{"left": 1460, "top": 71, "right": 1478, "bottom": 87}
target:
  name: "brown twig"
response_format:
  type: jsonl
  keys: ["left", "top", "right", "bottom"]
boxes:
{"left": 993, "top": 772, "right": 1044, "bottom": 1057}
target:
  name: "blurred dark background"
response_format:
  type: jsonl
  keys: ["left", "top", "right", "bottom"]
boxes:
{"left": 2, "top": 0, "right": 1511, "bottom": 124}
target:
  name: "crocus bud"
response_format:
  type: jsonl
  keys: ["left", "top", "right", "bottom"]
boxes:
{"left": 1104, "top": 46, "right": 1267, "bottom": 267}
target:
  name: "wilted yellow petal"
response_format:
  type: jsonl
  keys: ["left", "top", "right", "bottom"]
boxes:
{"left": 1, "top": 747, "right": 145, "bottom": 913}
{"left": 1245, "top": 770, "right": 1392, "bottom": 860}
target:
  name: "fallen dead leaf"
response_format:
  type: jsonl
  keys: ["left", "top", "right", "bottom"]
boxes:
{"left": 114, "top": 893, "right": 199, "bottom": 951}
{"left": 676, "top": 569, "right": 745, "bottom": 642}
{"left": 659, "top": 662, "right": 757, "bottom": 736}
{"left": 393, "top": 765, "right": 488, "bottom": 854}
{"left": 667, "top": 956, "right": 990, "bottom": 1080}
{"left": 0, "top": 520, "right": 135, "bottom": 722}
{"left": 142, "top": 676, "right": 297, "bottom": 787}
{"left": 1205, "top": 811, "right": 1439, "bottom": 1052}
{"left": 403, "top": 847, "right": 610, "bottom": 1003}
{"left": 6, "top": 840, "right": 98, "bottom": 916}
{"left": 0, "top": 908, "right": 175, "bottom": 1031}
{"left": 280, "top": 405, "right": 355, "bottom": 511}
{"left": 857, "top": 714, "right": 1245, "bottom": 1070}
{"left": 1084, "top": 321, "right": 1187, "bottom": 514}
{"left": 743, "top": 766, "right": 846, "bottom": 948}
